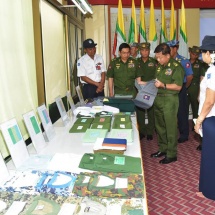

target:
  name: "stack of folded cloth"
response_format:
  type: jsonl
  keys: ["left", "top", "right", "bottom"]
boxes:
{"left": 112, "top": 114, "right": 132, "bottom": 129}
{"left": 69, "top": 117, "right": 94, "bottom": 133}
{"left": 93, "top": 137, "right": 127, "bottom": 154}
{"left": 90, "top": 116, "right": 112, "bottom": 131}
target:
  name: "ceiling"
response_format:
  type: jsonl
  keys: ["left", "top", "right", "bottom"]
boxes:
{"left": 87, "top": 0, "right": 215, "bottom": 9}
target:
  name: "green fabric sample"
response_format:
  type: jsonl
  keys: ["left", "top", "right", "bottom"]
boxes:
{"left": 69, "top": 123, "right": 90, "bottom": 133}
{"left": 78, "top": 153, "right": 142, "bottom": 174}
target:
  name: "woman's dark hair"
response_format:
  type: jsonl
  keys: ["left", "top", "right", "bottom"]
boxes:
{"left": 119, "top": 43, "right": 130, "bottom": 52}
{"left": 154, "top": 43, "right": 171, "bottom": 55}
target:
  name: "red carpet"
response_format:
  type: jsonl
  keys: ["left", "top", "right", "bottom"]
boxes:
{"left": 141, "top": 129, "right": 215, "bottom": 214}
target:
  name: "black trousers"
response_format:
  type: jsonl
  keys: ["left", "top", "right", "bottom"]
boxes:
{"left": 177, "top": 84, "right": 189, "bottom": 139}
{"left": 82, "top": 84, "right": 104, "bottom": 100}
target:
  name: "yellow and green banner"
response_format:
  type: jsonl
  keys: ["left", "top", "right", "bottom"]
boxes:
{"left": 128, "top": 0, "right": 137, "bottom": 43}
{"left": 112, "top": 0, "right": 126, "bottom": 57}
{"left": 170, "top": 0, "right": 176, "bottom": 41}
{"left": 160, "top": 0, "right": 168, "bottom": 43}
{"left": 139, "top": 0, "right": 147, "bottom": 42}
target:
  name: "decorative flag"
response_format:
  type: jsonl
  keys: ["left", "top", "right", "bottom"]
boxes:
{"left": 128, "top": 0, "right": 137, "bottom": 43}
{"left": 148, "top": 0, "right": 158, "bottom": 56}
{"left": 160, "top": 0, "right": 168, "bottom": 43}
{"left": 112, "top": 0, "right": 126, "bottom": 57}
{"left": 170, "top": 0, "right": 176, "bottom": 40}
{"left": 178, "top": 0, "right": 189, "bottom": 58}
{"left": 139, "top": 0, "right": 147, "bottom": 42}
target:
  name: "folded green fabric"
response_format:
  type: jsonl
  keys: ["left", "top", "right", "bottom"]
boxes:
{"left": 82, "top": 129, "right": 108, "bottom": 143}
{"left": 69, "top": 123, "right": 90, "bottom": 133}
{"left": 112, "top": 121, "right": 132, "bottom": 129}
{"left": 113, "top": 115, "right": 131, "bottom": 122}
{"left": 74, "top": 117, "right": 94, "bottom": 125}
{"left": 92, "top": 116, "right": 112, "bottom": 124}
{"left": 91, "top": 122, "right": 111, "bottom": 131}
{"left": 78, "top": 153, "right": 142, "bottom": 174}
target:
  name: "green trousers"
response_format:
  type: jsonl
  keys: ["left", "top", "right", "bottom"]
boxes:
{"left": 154, "top": 94, "right": 179, "bottom": 158}
{"left": 136, "top": 106, "right": 155, "bottom": 136}
{"left": 187, "top": 83, "right": 199, "bottom": 119}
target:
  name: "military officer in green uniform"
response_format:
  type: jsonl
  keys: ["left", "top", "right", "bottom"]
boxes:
{"left": 151, "top": 43, "right": 184, "bottom": 164}
{"left": 136, "top": 42, "right": 157, "bottom": 140}
{"left": 188, "top": 46, "right": 208, "bottom": 125}
{"left": 107, "top": 43, "right": 141, "bottom": 97}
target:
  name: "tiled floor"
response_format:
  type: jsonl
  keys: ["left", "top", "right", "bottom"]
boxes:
{"left": 141, "top": 129, "right": 215, "bottom": 215}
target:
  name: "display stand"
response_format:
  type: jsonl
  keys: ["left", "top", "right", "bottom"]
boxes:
{"left": 0, "top": 118, "right": 29, "bottom": 168}
{"left": 37, "top": 104, "right": 55, "bottom": 141}
{"left": 55, "top": 96, "right": 70, "bottom": 126}
{"left": 23, "top": 110, "right": 47, "bottom": 153}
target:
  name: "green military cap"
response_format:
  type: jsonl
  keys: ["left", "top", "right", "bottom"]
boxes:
{"left": 130, "top": 42, "right": 139, "bottom": 48}
{"left": 189, "top": 46, "right": 200, "bottom": 55}
{"left": 139, "top": 42, "right": 150, "bottom": 50}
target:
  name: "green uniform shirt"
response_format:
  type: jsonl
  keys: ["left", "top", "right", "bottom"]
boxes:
{"left": 107, "top": 57, "right": 141, "bottom": 96}
{"left": 137, "top": 57, "right": 157, "bottom": 81}
{"left": 156, "top": 58, "right": 184, "bottom": 94}
{"left": 190, "top": 59, "right": 208, "bottom": 84}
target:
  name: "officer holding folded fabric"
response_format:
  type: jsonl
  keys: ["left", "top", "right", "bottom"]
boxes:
{"left": 130, "top": 42, "right": 141, "bottom": 59}
{"left": 136, "top": 42, "right": 157, "bottom": 140}
{"left": 107, "top": 43, "right": 141, "bottom": 98}
{"left": 167, "top": 40, "right": 193, "bottom": 143}
{"left": 151, "top": 43, "right": 184, "bottom": 164}
{"left": 77, "top": 38, "right": 106, "bottom": 100}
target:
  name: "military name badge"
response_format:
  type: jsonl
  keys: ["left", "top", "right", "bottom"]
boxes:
{"left": 128, "top": 60, "right": 134, "bottom": 68}
{"left": 116, "top": 64, "right": 120, "bottom": 69}
{"left": 165, "top": 68, "right": 172, "bottom": 76}
{"left": 148, "top": 62, "right": 154, "bottom": 67}
{"left": 194, "top": 64, "right": 199, "bottom": 68}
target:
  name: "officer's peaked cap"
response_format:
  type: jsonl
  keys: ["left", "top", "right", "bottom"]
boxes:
{"left": 200, "top": 35, "right": 215, "bottom": 51}
{"left": 189, "top": 46, "right": 200, "bottom": 54}
{"left": 83, "top": 39, "right": 97, "bottom": 48}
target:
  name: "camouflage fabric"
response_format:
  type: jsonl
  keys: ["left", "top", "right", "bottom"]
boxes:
{"left": 72, "top": 172, "right": 144, "bottom": 198}
{"left": 0, "top": 191, "right": 83, "bottom": 214}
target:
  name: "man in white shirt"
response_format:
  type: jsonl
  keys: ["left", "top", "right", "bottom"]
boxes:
{"left": 77, "top": 39, "right": 106, "bottom": 100}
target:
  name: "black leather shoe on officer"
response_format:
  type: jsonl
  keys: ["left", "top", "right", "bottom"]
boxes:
{"left": 159, "top": 157, "right": 177, "bottom": 164}
{"left": 150, "top": 151, "right": 166, "bottom": 158}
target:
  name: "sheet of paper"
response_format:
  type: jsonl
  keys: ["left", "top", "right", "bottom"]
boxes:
{"left": 47, "top": 153, "right": 86, "bottom": 173}
{"left": 57, "top": 203, "right": 77, "bottom": 215}
{"left": 23, "top": 110, "right": 47, "bottom": 153}
{"left": 37, "top": 104, "right": 56, "bottom": 141}
{"left": 0, "top": 153, "right": 9, "bottom": 185}
{"left": 115, "top": 178, "right": 128, "bottom": 189}
{"left": 106, "top": 204, "right": 121, "bottom": 215}
{"left": 0, "top": 118, "right": 30, "bottom": 168}
{"left": 55, "top": 96, "right": 70, "bottom": 126}
{"left": 4, "top": 201, "right": 26, "bottom": 215}
{"left": 193, "top": 119, "right": 203, "bottom": 137}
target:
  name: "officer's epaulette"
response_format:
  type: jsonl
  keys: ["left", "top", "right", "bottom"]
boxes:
{"left": 173, "top": 62, "right": 179, "bottom": 67}
{"left": 111, "top": 58, "right": 117, "bottom": 62}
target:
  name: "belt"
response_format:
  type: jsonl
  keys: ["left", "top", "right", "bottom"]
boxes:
{"left": 157, "top": 94, "right": 175, "bottom": 97}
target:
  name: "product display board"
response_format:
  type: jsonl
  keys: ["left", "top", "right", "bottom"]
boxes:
{"left": 0, "top": 153, "right": 9, "bottom": 185}
{"left": 55, "top": 96, "right": 70, "bottom": 126}
{"left": 0, "top": 118, "right": 29, "bottom": 168}
{"left": 22, "top": 110, "right": 47, "bottom": 153}
{"left": 37, "top": 104, "right": 55, "bottom": 141}
{"left": 75, "top": 85, "right": 85, "bottom": 105}
{"left": 66, "top": 91, "right": 76, "bottom": 112}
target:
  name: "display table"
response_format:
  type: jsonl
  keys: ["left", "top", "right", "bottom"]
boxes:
{"left": 5, "top": 112, "right": 148, "bottom": 214}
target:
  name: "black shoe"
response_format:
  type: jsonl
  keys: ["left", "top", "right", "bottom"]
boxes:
{"left": 147, "top": 135, "right": 153, "bottom": 140}
{"left": 178, "top": 138, "right": 188, "bottom": 143}
{"left": 196, "top": 145, "right": 202, "bottom": 151}
{"left": 159, "top": 157, "right": 177, "bottom": 164}
{"left": 150, "top": 151, "right": 166, "bottom": 158}
{"left": 139, "top": 133, "right": 145, "bottom": 140}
